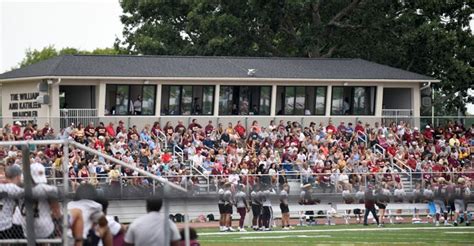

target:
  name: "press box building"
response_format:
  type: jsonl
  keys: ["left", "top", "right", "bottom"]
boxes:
{"left": 0, "top": 55, "right": 438, "bottom": 130}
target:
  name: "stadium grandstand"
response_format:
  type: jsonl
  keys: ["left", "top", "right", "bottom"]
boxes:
{"left": 0, "top": 55, "right": 472, "bottom": 245}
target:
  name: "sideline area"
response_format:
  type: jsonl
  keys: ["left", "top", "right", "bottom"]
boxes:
{"left": 198, "top": 224, "right": 474, "bottom": 245}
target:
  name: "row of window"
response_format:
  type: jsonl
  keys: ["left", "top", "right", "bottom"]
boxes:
{"left": 104, "top": 85, "right": 376, "bottom": 116}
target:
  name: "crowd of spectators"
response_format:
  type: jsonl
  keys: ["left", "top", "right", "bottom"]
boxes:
{"left": 0, "top": 118, "right": 473, "bottom": 194}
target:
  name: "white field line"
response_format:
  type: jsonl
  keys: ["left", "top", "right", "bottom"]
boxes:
{"left": 240, "top": 235, "right": 331, "bottom": 239}
{"left": 199, "top": 226, "right": 474, "bottom": 236}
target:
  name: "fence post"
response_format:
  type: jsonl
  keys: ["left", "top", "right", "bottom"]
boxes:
{"left": 163, "top": 186, "right": 170, "bottom": 246}
{"left": 62, "top": 140, "right": 69, "bottom": 245}
{"left": 22, "top": 145, "right": 36, "bottom": 246}
{"left": 119, "top": 176, "right": 123, "bottom": 199}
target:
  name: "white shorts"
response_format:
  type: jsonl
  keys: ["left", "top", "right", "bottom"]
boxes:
{"left": 454, "top": 199, "right": 465, "bottom": 213}
{"left": 434, "top": 200, "right": 447, "bottom": 214}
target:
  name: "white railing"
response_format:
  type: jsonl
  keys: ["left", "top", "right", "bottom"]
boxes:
{"left": 382, "top": 109, "right": 413, "bottom": 117}
{"left": 372, "top": 143, "right": 386, "bottom": 156}
{"left": 156, "top": 130, "right": 168, "bottom": 150}
{"left": 356, "top": 130, "right": 367, "bottom": 143}
{"left": 60, "top": 108, "right": 98, "bottom": 127}
{"left": 173, "top": 144, "right": 184, "bottom": 163}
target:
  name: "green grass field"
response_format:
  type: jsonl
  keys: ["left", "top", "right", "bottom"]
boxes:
{"left": 197, "top": 224, "right": 474, "bottom": 245}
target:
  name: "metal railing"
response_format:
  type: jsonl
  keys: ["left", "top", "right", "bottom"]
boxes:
{"left": 173, "top": 144, "right": 184, "bottom": 163}
{"left": 59, "top": 108, "right": 98, "bottom": 128}
{"left": 48, "top": 171, "right": 474, "bottom": 199}
{"left": 372, "top": 143, "right": 386, "bottom": 156}
{"left": 156, "top": 130, "right": 168, "bottom": 150}
{"left": 382, "top": 109, "right": 413, "bottom": 117}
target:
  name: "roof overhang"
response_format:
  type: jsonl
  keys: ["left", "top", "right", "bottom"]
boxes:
{"left": 0, "top": 75, "right": 441, "bottom": 83}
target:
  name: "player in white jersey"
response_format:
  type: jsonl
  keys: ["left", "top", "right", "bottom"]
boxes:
{"left": 15, "top": 162, "right": 61, "bottom": 239}
{"left": 234, "top": 184, "right": 249, "bottom": 232}
{"left": 0, "top": 165, "right": 24, "bottom": 239}
{"left": 67, "top": 183, "right": 112, "bottom": 246}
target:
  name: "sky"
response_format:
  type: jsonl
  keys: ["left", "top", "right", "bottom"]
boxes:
{"left": 1, "top": 0, "right": 473, "bottom": 113}
{"left": 0, "top": 0, "right": 123, "bottom": 72}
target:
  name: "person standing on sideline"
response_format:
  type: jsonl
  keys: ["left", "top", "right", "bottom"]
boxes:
{"left": 234, "top": 184, "right": 249, "bottom": 232}
{"left": 375, "top": 183, "right": 389, "bottom": 227}
{"left": 363, "top": 185, "right": 380, "bottom": 226}
{"left": 125, "top": 196, "right": 180, "bottom": 246}
{"left": 217, "top": 182, "right": 226, "bottom": 232}
{"left": 250, "top": 184, "right": 262, "bottom": 230}
{"left": 280, "top": 184, "right": 292, "bottom": 229}
{"left": 433, "top": 177, "right": 450, "bottom": 226}
{"left": 261, "top": 184, "right": 275, "bottom": 231}
{"left": 223, "top": 182, "right": 235, "bottom": 231}
{"left": 0, "top": 165, "right": 24, "bottom": 239}
{"left": 453, "top": 178, "right": 471, "bottom": 226}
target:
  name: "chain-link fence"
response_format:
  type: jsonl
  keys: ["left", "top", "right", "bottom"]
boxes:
{"left": 0, "top": 141, "right": 67, "bottom": 245}
{"left": 0, "top": 139, "right": 190, "bottom": 246}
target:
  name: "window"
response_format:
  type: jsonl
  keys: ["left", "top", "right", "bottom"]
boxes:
{"left": 331, "top": 86, "right": 376, "bottom": 115}
{"left": 105, "top": 84, "right": 156, "bottom": 115}
{"left": 161, "top": 85, "right": 214, "bottom": 115}
{"left": 276, "top": 86, "right": 326, "bottom": 115}
{"left": 219, "top": 86, "right": 271, "bottom": 115}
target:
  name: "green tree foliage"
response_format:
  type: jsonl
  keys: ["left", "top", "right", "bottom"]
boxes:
{"left": 116, "top": 0, "right": 473, "bottom": 115}
{"left": 18, "top": 45, "right": 121, "bottom": 68}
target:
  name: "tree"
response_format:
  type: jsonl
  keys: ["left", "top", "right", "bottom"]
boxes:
{"left": 18, "top": 45, "right": 121, "bottom": 68}
{"left": 116, "top": 0, "right": 473, "bottom": 115}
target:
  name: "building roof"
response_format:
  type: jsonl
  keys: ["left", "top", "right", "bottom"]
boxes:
{"left": 0, "top": 55, "right": 437, "bottom": 81}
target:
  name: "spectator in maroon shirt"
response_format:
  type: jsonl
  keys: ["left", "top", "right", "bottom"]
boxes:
{"left": 355, "top": 121, "right": 365, "bottom": 134}
{"left": 337, "top": 122, "right": 347, "bottom": 134}
{"left": 41, "top": 122, "right": 53, "bottom": 136}
{"left": 205, "top": 120, "right": 214, "bottom": 135}
{"left": 84, "top": 122, "right": 96, "bottom": 139}
{"left": 116, "top": 120, "right": 125, "bottom": 134}
{"left": 188, "top": 119, "right": 202, "bottom": 132}
{"left": 175, "top": 120, "right": 186, "bottom": 134}
{"left": 96, "top": 122, "right": 107, "bottom": 137}
{"left": 151, "top": 121, "right": 161, "bottom": 139}
{"left": 423, "top": 125, "right": 434, "bottom": 143}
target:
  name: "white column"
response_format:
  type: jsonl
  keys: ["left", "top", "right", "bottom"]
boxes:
{"left": 49, "top": 82, "right": 60, "bottom": 131}
{"left": 413, "top": 85, "right": 421, "bottom": 127}
{"left": 375, "top": 85, "right": 383, "bottom": 117}
{"left": 97, "top": 82, "right": 106, "bottom": 117}
{"left": 325, "top": 85, "right": 332, "bottom": 116}
{"left": 155, "top": 84, "right": 161, "bottom": 116}
{"left": 270, "top": 84, "right": 277, "bottom": 116}
{"left": 214, "top": 84, "right": 220, "bottom": 116}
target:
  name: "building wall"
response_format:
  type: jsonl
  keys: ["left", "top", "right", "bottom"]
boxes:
{"left": 0, "top": 78, "right": 425, "bottom": 129}
{"left": 0, "top": 80, "right": 49, "bottom": 127}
